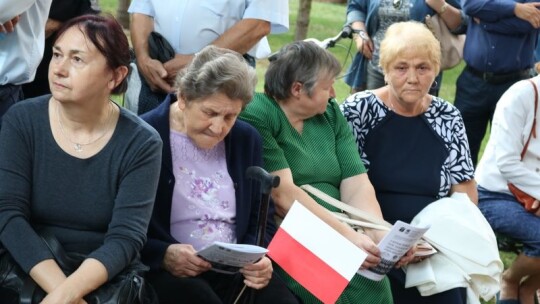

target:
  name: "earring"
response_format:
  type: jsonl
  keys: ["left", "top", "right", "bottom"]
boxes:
{"left": 431, "top": 80, "right": 438, "bottom": 88}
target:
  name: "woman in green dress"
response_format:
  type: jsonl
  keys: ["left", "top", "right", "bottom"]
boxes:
{"left": 239, "top": 41, "right": 404, "bottom": 303}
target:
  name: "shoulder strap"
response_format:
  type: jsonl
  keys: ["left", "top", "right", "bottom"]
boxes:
{"left": 521, "top": 79, "right": 538, "bottom": 160}
{"left": 300, "top": 184, "right": 392, "bottom": 229}
{"left": 300, "top": 185, "right": 438, "bottom": 251}
{"left": 40, "top": 231, "right": 79, "bottom": 271}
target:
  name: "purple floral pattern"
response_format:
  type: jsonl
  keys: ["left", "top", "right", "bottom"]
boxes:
{"left": 169, "top": 131, "right": 236, "bottom": 249}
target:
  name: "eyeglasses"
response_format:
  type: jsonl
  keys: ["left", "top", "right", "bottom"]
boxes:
{"left": 393, "top": 0, "right": 402, "bottom": 9}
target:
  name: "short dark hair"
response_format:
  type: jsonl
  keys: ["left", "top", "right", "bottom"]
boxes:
{"left": 264, "top": 41, "right": 341, "bottom": 101}
{"left": 55, "top": 14, "right": 130, "bottom": 94}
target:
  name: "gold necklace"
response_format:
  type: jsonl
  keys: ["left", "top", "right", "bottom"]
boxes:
{"left": 56, "top": 100, "right": 113, "bottom": 152}
{"left": 388, "top": 96, "right": 427, "bottom": 116}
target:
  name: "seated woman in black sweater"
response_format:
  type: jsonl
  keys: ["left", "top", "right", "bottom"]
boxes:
{"left": 0, "top": 15, "right": 162, "bottom": 303}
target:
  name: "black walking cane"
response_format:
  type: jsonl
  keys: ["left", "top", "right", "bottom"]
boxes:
{"left": 233, "top": 166, "right": 280, "bottom": 304}
{"left": 246, "top": 166, "right": 280, "bottom": 247}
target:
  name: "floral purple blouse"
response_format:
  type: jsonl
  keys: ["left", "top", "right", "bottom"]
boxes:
{"left": 169, "top": 130, "right": 236, "bottom": 250}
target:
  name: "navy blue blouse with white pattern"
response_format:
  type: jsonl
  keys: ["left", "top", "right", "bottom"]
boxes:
{"left": 340, "top": 91, "right": 474, "bottom": 199}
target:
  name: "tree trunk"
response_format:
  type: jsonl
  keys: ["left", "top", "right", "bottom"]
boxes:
{"left": 117, "top": 0, "right": 131, "bottom": 29}
{"left": 295, "top": 0, "right": 312, "bottom": 41}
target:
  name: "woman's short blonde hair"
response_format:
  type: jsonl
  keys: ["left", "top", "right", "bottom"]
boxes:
{"left": 379, "top": 21, "right": 441, "bottom": 75}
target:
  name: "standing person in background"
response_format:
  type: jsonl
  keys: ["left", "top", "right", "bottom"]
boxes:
{"left": 454, "top": 0, "right": 540, "bottom": 166}
{"left": 0, "top": 0, "right": 52, "bottom": 129}
{"left": 128, "top": 0, "right": 289, "bottom": 115}
{"left": 22, "top": 0, "right": 99, "bottom": 99}
{"left": 476, "top": 76, "right": 540, "bottom": 304}
{"left": 344, "top": 0, "right": 466, "bottom": 94}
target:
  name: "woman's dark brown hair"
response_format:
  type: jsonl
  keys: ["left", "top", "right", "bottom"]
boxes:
{"left": 55, "top": 14, "right": 130, "bottom": 94}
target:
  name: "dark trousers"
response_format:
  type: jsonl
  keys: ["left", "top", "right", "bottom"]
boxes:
{"left": 137, "top": 72, "right": 168, "bottom": 116}
{"left": 147, "top": 269, "right": 299, "bottom": 304}
{"left": 388, "top": 268, "right": 467, "bottom": 304}
{"left": 454, "top": 68, "right": 529, "bottom": 166}
{"left": 0, "top": 84, "right": 24, "bottom": 130}
{"left": 21, "top": 36, "right": 55, "bottom": 99}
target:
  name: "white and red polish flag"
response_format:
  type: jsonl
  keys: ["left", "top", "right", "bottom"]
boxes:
{"left": 268, "top": 201, "right": 367, "bottom": 304}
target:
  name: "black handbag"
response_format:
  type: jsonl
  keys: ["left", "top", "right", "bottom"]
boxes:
{"left": 0, "top": 232, "right": 158, "bottom": 304}
{"left": 148, "top": 31, "right": 175, "bottom": 63}
{"left": 0, "top": 247, "right": 43, "bottom": 304}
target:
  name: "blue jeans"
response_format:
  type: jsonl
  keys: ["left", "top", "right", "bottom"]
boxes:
{"left": 454, "top": 68, "right": 528, "bottom": 166}
{"left": 478, "top": 187, "right": 540, "bottom": 257}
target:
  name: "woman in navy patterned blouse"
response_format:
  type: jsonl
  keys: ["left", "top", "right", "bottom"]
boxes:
{"left": 340, "top": 21, "right": 477, "bottom": 304}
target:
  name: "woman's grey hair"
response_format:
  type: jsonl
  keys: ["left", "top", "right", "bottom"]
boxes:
{"left": 264, "top": 41, "right": 341, "bottom": 101}
{"left": 175, "top": 45, "right": 257, "bottom": 107}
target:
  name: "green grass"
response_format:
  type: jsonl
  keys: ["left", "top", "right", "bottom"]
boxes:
{"left": 263, "top": 0, "right": 357, "bottom": 100}
{"left": 97, "top": 1, "right": 117, "bottom": 16}
{"left": 262, "top": 0, "right": 465, "bottom": 103}
{"left": 102, "top": 0, "right": 466, "bottom": 105}
{"left": 100, "top": 0, "right": 463, "bottom": 102}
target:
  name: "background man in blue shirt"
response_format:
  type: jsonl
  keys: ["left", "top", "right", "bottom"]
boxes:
{"left": 0, "top": 0, "right": 51, "bottom": 129}
{"left": 127, "top": 0, "right": 289, "bottom": 115}
{"left": 455, "top": 0, "right": 540, "bottom": 166}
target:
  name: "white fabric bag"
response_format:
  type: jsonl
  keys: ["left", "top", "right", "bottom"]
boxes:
{"left": 405, "top": 193, "right": 503, "bottom": 304}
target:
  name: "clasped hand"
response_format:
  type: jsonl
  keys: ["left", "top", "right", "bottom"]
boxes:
{"left": 514, "top": 2, "right": 540, "bottom": 29}
{"left": 40, "top": 287, "right": 88, "bottom": 304}
{"left": 137, "top": 56, "right": 174, "bottom": 93}
{"left": 1, "top": 15, "right": 20, "bottom": 33}
{"left": 137, "top": 54, "right": 193, "bottom": 94}
{"left": 355, "top": 33, "right": 374, "bottom": 60}
{"left": 164, "top": 244, "right": 272, "bottom": 289}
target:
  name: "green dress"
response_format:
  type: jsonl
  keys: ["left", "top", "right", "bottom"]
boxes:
{"left": 239, "top": 93, "right": 393, "bottom": 304}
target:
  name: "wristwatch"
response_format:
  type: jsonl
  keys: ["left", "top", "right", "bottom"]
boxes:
{"left": 354, "top": 29, "right": 369, "bottom": 41}
{"left": 438, "top": 2, "right": 449, "bottom": 14}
